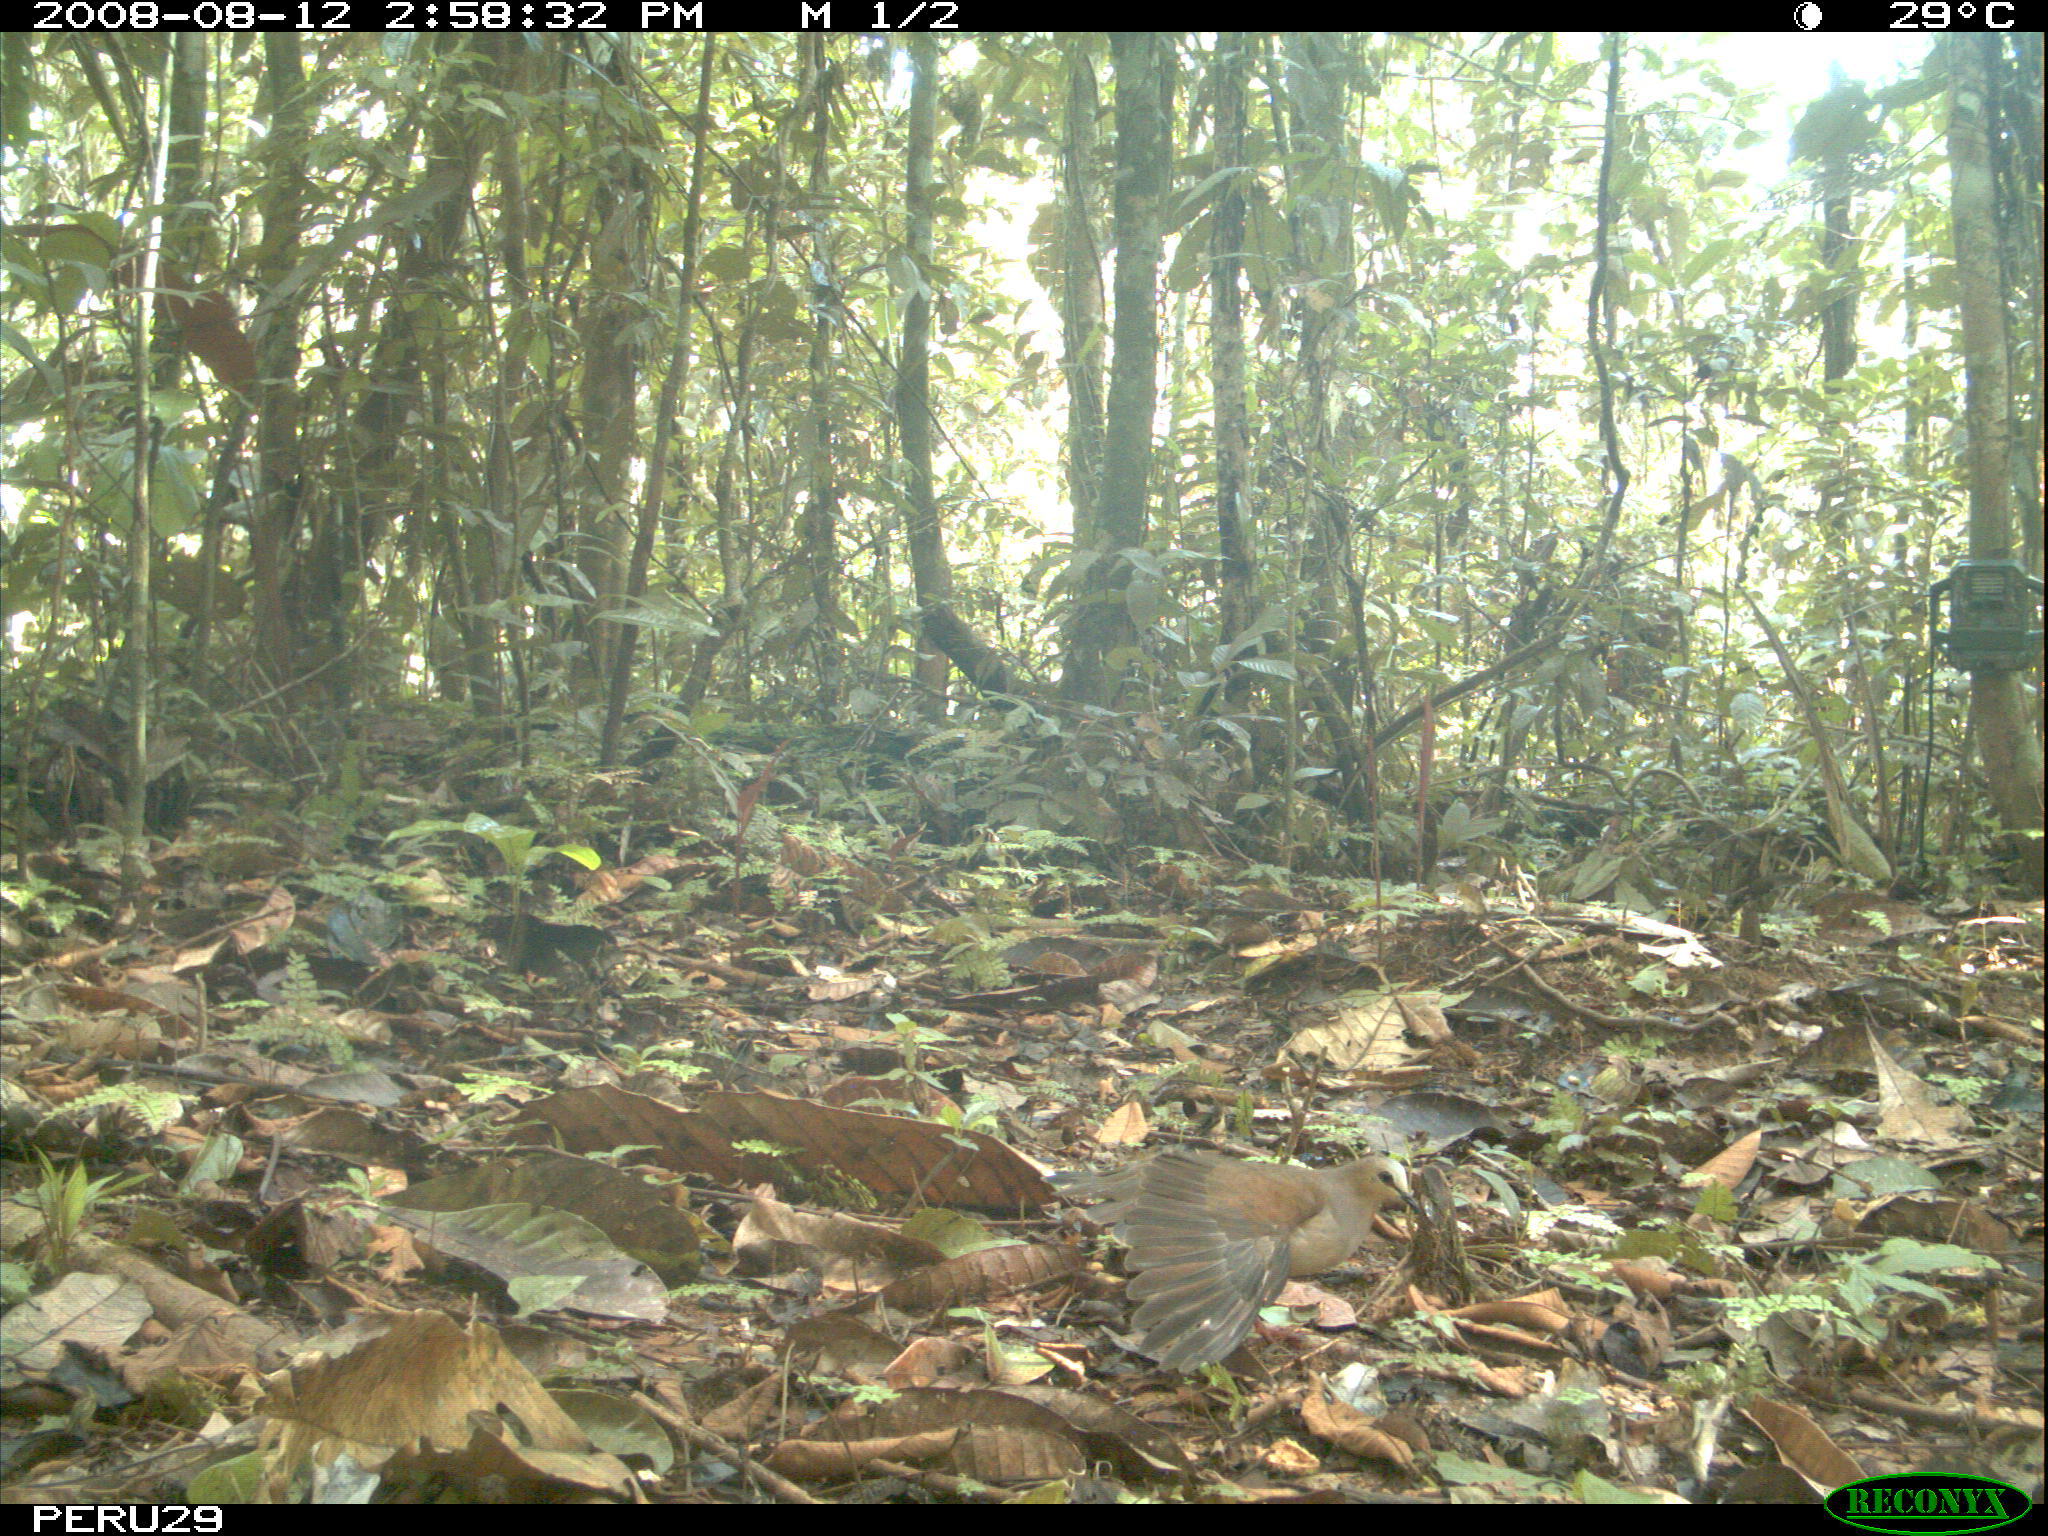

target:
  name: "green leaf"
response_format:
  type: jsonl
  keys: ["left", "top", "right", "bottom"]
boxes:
{"left": 1238, "top": 656, "right": 1298, "bottom": 680}
{"left": 1682, "top": 238, "right": 1738, "bottom": 288}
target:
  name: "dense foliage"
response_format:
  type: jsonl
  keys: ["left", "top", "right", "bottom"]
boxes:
{"left": 1, "top": 32, "right": 2039, "bottom": 897}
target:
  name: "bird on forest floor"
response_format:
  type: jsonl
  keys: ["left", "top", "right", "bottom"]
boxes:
{"left": 1065, "top": 1150, "right": 1411, "bottom": 1370}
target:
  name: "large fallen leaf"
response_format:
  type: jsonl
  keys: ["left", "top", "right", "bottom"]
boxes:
{"left": 257, "top": 1310, "right": 603, "bottom": 1495}
{"left": 511, "top": 1087, "right": 1056, "bottom": 1213}
{"left": 381, "top": 1202, "right": 668, "bottom": 1321}
{"left": 734, "top": 1198, "right": 942, "bottom": 1288}
{"left": 391, "top": 1150, "right": 700, "bottom": 1282}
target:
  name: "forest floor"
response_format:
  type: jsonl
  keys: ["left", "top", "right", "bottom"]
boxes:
{"left": 2, "top": 720, "right": 2041, "bottom": 1505}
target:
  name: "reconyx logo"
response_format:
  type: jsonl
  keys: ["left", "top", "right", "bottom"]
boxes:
{"left": 1825, "top": 1474, "right": 2031, "bottom": 1535}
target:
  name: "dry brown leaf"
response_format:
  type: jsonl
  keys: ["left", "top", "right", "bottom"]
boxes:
{"left": 1093, "top": 1099, "right": 1150, "bottom": 1147}
{"left": 1689, "top": 1128, "right": 1763, "bottom": 1190}
{"left": 513, "top": 1086, "right": 1055, "bottom": 1212}
{"left": 765, "top": 1428, "right": 962, "bottom": 1479}
{"left": 783, "top": 1312, "right": 902, "bottom": 1377}
{"left": 1439, "top": 1298, "right": 1571, "bottom": 1334}
{"left": 698, "top": 1371, "right": 784, "bottom": 1439}
{"left": 1300, "top": 1382, "right": 1416, "bottom": 1469}
{"left": 257, "top": 1310, "right": 593, "bottom": 1495}
{"left": 735, "top": 1198, "right": 941, "bottom": 1289}
{"left": 1739, "top": 1394, "right": 1866, "bottom": 1494}
{"left": 229, "top": 886, "right": 297, "bottom": 955}
{"left": 873, "top": 1242, "right": 1084, "bottom": 1313}
{"left": 383, "top": 1420, "right": 636, "bottom": 1502}
{"left": 884, "top": 1335, "right": 972, "bottom": 1388}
